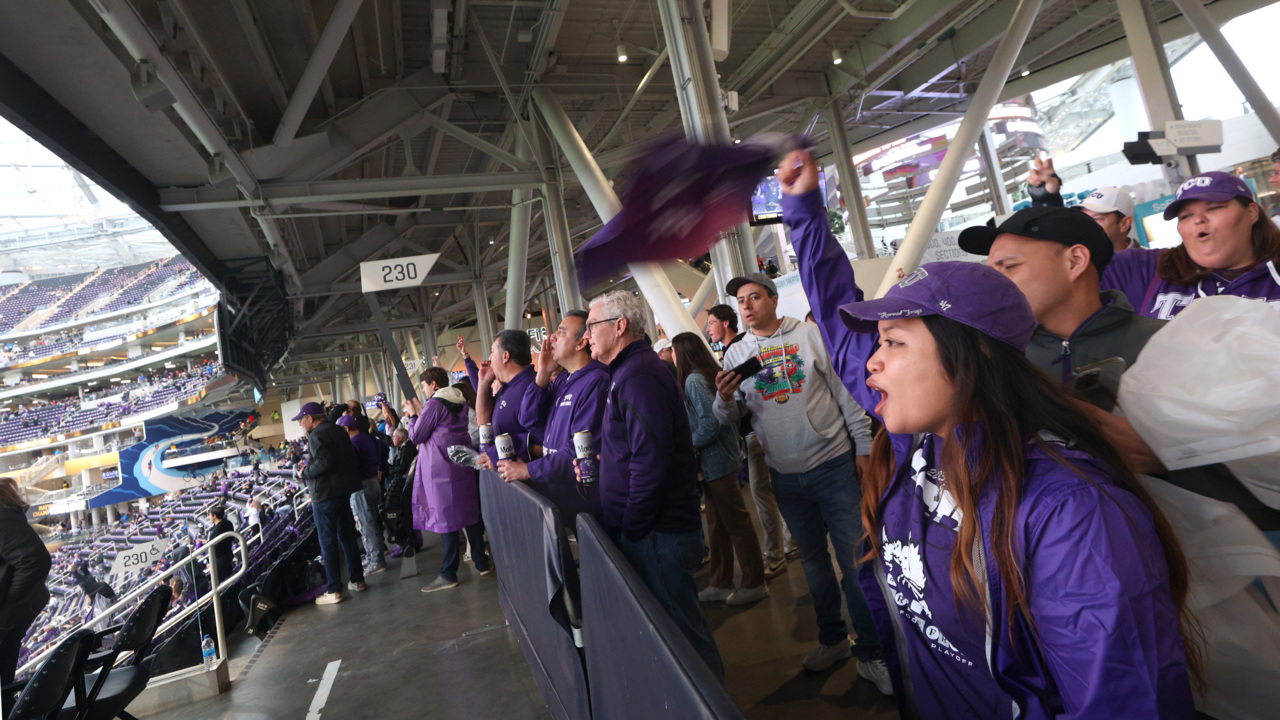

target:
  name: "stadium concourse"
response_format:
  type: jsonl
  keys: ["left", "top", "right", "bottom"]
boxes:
{"left": 4, "top": 0, "right": 1280, "bottom": 718}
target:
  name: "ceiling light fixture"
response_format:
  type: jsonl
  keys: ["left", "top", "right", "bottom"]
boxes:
{"left": 1020, "top": 66, "right": 1030, "bottom": 77}
{"left": 832, "top": 49, "right": 843, "bottom": 65}
{"left": 617, "top": 44, "right": 628, "bottom": 63}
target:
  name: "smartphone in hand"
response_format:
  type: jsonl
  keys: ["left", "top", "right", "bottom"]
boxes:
{"left": 730, "top": 356, "right": 764, "bottom": 380}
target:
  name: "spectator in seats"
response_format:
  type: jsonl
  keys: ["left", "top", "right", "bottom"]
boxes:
{"left": 502, "top": 310, "right": 609, "bottom": 525}
{"left": 670, "top": 333, "right": 767, "bottom": 607}
{"left": 1099, "top": 171, "right": 1280, "bottom": 319}
{"left": 338, "top": 414, "right": 388, "bottom": 576}
{"left": 706, "top": 303, "right": 790, "bottom": 577}
{"left": 294, "top": 401, "right": 366, "bottom": 605}
{"left": 1026, "top": 156, "right": 1138, "bottom": 252}
{"left": 386, "top": 426, "right": 419, "bottom": 558}
{"left": 712, "top": 272, "right": 880, "bottom": 680}
{"left": 475, "top": 330, "right": 537, "bottom": 469}
{"left": 207, "top": 507, "right": 234, "bottom": 581}
{"left": 581, "top": 290, "right": 724, "bottom": 682}
{"left": 403, "top": 367, "right": 491, "bottom": 593}
{"left": 0, "top": 477, "right": 51, "bottom": 703}
{"left": 781, "top": 148, "right": 1200, "bottom": 716}
{"left": 244, "top": 497, "right": 263, "bottom": 539}
{"left": 72, "top": 561, "right": 115, "bottom": 631}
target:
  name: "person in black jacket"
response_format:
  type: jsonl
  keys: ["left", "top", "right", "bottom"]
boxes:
{"left": 294, "top": 402, "right": 366, "bottom": 605}
{"left": 207, "top": 507, "right": 234, "bottom": 581}
{"left": 0, "top": 477, "right": 52, "bottom": 703}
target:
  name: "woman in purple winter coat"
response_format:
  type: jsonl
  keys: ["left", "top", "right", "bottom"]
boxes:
{"left": 403, "top": 367, "right": 491, "bottom": 594}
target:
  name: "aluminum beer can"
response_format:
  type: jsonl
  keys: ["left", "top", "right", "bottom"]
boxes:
{"left": 574, "top": 430, "right": 598, "bottom": 484}
{"left": 479, "top": 423, "right": 494, "bottom": 446}
{"left": 495, "top": 433, "right": 515, "bottom": 460}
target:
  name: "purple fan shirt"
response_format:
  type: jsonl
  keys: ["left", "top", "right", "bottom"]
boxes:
{"left": 1101, "top": 248, "right": 1280, "bottom": 319}
{"left": 485, "top": 364, "right": 537, "bottom": 466}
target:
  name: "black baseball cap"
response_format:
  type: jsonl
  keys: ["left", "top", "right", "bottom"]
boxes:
{"left": 726, "top": 273, "right": 778, "bottom": 298}
{"left": 958, "top": 206, "right": 1115, "bottom": 272}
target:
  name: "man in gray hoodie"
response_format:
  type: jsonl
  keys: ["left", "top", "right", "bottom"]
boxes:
{"left": 712, "top": 273, "right": 883, "bottom": 681}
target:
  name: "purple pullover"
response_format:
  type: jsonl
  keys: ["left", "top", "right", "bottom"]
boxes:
{"left": 785, "top": 189, "right": 1194, "bottom": 719}
{"left": 1101, "top": 247, "right": 1280, "bottom": 319}
{"left": 598, "top": 340, "right": 701, "bottom": 541}
{"left": 348, "top": 431, "right": 382, "bottom": 480}
{"left": 518, "top": 360, "right": 609, "bottom": 492}
{"left": 484, "top": 364, "right": 537, "bottom": 466}
{"left": 464, "top": 356, "right": 479, "bottom": 391}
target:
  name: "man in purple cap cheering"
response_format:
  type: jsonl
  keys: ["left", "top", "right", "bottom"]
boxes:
{"left": 294, "top": 402, "right": 366, "bottom": 604}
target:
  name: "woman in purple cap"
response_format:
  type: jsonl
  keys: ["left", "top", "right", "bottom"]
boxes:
{"left": 776, "top": 150, "right": 1200, "bottom": 719}
{"left": 1102, "top": 170, "right": 1280, "bottom": 319}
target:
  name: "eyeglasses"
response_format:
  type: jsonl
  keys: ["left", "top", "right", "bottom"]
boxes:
{"left": 583, "top": 317, "right": 619, "bottom": 335}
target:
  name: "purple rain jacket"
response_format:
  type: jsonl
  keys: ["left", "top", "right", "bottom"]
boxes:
{"left": 518, "top": 360, "right": 609, "bottom": 505}
{"left": 598, "top": 340, "right": 702, "bottom": 541}
{"left": 784, "top": 189, "right": 1194, "bottom": 720}
{"left": 483, "top": 365, "right": 538, "bottom": 466}
{"left": 406, "top": 396, "right": 480, "bottom": 534}
{"left": 1101, "top": 247, "right": 1280, "bottom": 319}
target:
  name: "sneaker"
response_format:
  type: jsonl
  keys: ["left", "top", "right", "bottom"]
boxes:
{"left": 857, "top": 658, "right": 894, "bottom": 696}
{"left": 803, "top": 636, "right": 852, "bottom": 672}
{"left": 784, "top": 544, "right": 800, "bottom": 559}
{"left": 366, "top": 564, "right": 387, "bottom": 577}
{"left": 421, "top": 577, "right": 459, "bottom": 593}
{"left": 389, "top": 545, "right": 405, "bottom": 559}
{"left": 315, "top": 592, "right": 344, "bottom": 605}
{"left": 697, "top": 586, "right": 733, "bottom": 603}
{"left": 479, "top": 566, "right": 494, "bottom": 576}
{"left": 764, "top": 558, "right": 788, "bottom": 580}
{"left": 725, "top": 585, "right": 769, "bottom": 606}
{"left": 348, "top": 581, "right": 366, "bottom": 592}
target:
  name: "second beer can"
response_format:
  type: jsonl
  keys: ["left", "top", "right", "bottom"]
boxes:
{"left": 574, "top": 430, "right": 598, "bottom": 484}
{"left": 495, "top": 433, "right": 515, "bottom": 460}
{"left": 479, "top": 423, "right": 494, "bottom": 446}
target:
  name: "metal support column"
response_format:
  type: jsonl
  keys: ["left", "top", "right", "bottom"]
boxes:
{"left": 273, "top": 0, "right": 366, "bottom": 146}
{"left": 687, "top": 271, "right": 716, "bottom": 318}
{"left": 876, "top": 0, "right": 1046, "bottom": 298}
{"left": 471, "top": 278, "right": 496, "bottom": 350}
{"left": 1116, "top": 0, "right": 1197, "bottom": 183}
{"left": 977, "top": 124, "right": 1013, "bottom": 217}
{"left": 535, "top": 125, "right": 585, "bottom": 315}
{"left": 420, "top": 324, "right": 438, "bottom": 363}
{"left": 532, "top": 87, "right": 702, "bottom": 340}
{"left": 540, "top": 285, "right": 560, "bottom": 331}
{"left": 656, "top": 0, "right": 756, "bottom": 288}
{"left": 363, "top": 294, "right": 418, "bottom": 401}
{"left": 1171, "top": 0, "right": 1280, "bottom": 145}
{"left": 774, "top": 226, "right": 793, "bottom": 274}
{"left": 822, "top": 99, "right": 876, "bottom": 260}
{"left": 504, "top": 138, "right": 534, "bottom": 329}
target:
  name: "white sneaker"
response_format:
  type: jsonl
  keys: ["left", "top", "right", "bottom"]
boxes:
{"left": 697, "top": 586, "right": 733, "bottom": 603}
{"left": 315, "top": 592, "right": 344, "bottom": 605}
{"left": 421, "top": 577, "right": 459, "bottom": 593}
{"left": 725, "top": 585, "right": 769, "bottom": 606}
{"left": 348, "top": 581, "right": 366, "bottom": 592}
{"left": 858, "top": 658, "right": 894, "bottom": 695}
{"left": 803, "top": 636, "right": 851, "bottom": 672}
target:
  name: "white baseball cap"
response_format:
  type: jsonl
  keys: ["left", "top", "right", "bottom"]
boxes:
{"left": 653, "top": 338, "right": 672, "bottom": 353}
{"left": 1077, "top": 187, "right": 1135, "bottom": 217}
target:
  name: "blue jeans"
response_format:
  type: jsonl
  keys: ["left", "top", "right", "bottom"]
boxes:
{"left": 312, "top": 496, "right": 366, "bottom": 594}
{"left": 770, "top": 450, "right": 879, "bottom": 658}
{"left": 350, "top": 477, "right": 386, "bottom": 564}
{"left": 440, "top": 523, "right": 490, "bottom": 582}
{"left": 617, "top": 529, "right": 725, "bottom": 683}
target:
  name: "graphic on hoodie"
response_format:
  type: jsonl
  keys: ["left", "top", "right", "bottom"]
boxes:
{"left": 752, "top": 342, "right": 807, "bottom": 403}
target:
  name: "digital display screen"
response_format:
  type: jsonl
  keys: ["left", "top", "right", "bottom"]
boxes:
{"left": 750, "top": 171, "right": 828, "bottom": 226}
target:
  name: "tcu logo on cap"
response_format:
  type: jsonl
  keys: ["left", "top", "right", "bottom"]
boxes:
{"left": 1177, "top": 177, "right": 1214, "bottom": 196}
{"left": 898, "top": 267, "right": 929, "bottom": 288}
{"left": 1089, "top": 191, "right": 1106, "bottom": 200}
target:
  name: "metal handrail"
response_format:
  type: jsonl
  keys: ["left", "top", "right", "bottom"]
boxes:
{"left": 16, "top": 529, "right": 251, "bottom": 677}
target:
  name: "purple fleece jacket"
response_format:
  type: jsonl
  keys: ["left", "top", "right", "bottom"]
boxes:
{"left": 1101, "top": 247, "right": 1280, "bottom": 319}
{"left": 484, "top": 364, "right": 537, "bottom": 466}
{"left": 598, "top": 340, "right": 701, "bottom": 541}
{"left": 785, "top": 189, "right": 1194, "bottom": 720}
{"left": 518, "top": 360, "right": 610, "bottom": 486}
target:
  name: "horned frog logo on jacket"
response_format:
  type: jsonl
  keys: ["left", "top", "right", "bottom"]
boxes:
{"left": 753, "top": 343, "right": 806, "bottom": 403}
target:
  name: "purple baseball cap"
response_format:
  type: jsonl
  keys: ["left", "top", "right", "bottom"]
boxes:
{"left": 335, "top": 414, "right": 357, "bottom": 428}
{"left": 837, "top": 262, "right": 1038, "bottom": 351}
{"left": 1163, "top": 171, "right": 1255, "bottom": 220}
{"left": 290, "top": 401, "right": 325, "bottom": 421}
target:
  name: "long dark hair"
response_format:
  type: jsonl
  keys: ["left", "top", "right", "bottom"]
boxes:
{"left": 0, "top": 476, "right": 27, "bottom": 511}
{"left": 671, "top": 332, "right": 722, "bottom": 402}
{"left": 860, "top": 315, "right": 1202, "bottom": 684}
{"left": 1158, "top": 197, "right": 1280, "bottom": 285}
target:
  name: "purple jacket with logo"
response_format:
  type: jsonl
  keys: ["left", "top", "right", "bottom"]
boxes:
{"left": 784, "top": 190, "right": 1194, "bottom": 719}
{"left": 485, "top": 364, "right": 537, "bottom": 466}
{"left": 518, "top": 360, "right": 610, "bottom": 518}
{"left": 1101, "top": 247, "right": 1280, "bottom": 319}
{"left": 598, "top": 340, "right": 701, "bottom": 541}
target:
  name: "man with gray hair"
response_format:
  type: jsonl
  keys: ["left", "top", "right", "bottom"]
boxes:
{"left": 583, "top": 289, "right": 724, "bottom": 682}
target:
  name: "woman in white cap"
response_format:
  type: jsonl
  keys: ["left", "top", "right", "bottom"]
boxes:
{"left": 1102, "top": 171, "right": 1280, "bottom": 320}
{"left": 779, "top": 149, "right": 1200, "bottom": 719}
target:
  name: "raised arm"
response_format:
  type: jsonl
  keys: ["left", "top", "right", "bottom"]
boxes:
{"left": 778, "top": 150, "right": 880, "bottom": 419}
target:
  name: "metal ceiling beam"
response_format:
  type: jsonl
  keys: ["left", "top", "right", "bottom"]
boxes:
{"left": 300, "top": 214, "right": 415, "bottom": 286}
{"left": 159, "top": 170, "right": 544, "bottom": 210}
{"left": 299, "top": 318, "right": 425, "bottom": 338}
{"left": 414, "top": 108, "right": 534, "bottom": 170}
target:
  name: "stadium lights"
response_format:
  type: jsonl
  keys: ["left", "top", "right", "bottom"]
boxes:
{"left": 832, "top": 49, "right": 843, "bottom": 65}
{"left": 617, "top": 44, "right": 628, "bottom": 63}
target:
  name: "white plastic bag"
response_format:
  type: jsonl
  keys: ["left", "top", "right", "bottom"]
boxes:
{"left": 1139, "top": 475, "right": 1280, "bottom": 720}
{"left": 1119, "top": 296, "right": 1280, "bottom": 475}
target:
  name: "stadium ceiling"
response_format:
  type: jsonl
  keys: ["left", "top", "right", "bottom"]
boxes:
{"left": 0, "top": 0, "right": 1269, "bottom": 387}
